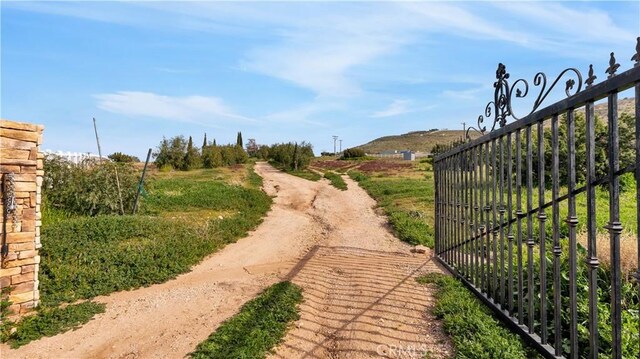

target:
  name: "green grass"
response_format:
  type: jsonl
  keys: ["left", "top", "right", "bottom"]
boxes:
{"left": 39, "top": 165, "right": 272, "bottom": 307}
{"left": 191, "top": 281, "right": 303, "bottom": 359}
{"left": 416, "top": 273, "right": 532, "bottom": 358}
{"left": 2, "top": 164, "right": 273, "bottom": 348}
{"left": 349, "top": 170, "right": 434, "bottom": 247}
{"left": 2, "top": 301, "right": 106, "bottom": 348}
{"left": 323, "top": 171, "right": 347, "bottom": 190}
{"left": 286, "top": 169, "right": 322, "bottom": 182}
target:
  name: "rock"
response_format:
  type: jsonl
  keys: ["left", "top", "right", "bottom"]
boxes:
{"left": 412, "top": 245, "right": 428, "bottom": 254}
{"left": 218, "top": 215, "right": 224, "bottom": 220}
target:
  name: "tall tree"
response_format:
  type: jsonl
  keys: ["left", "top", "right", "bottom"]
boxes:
{"left": 236, "top": 131, "right": 243, "bottom": 148}
{"left": 213, "top": 139, "right": 217, "bottom": 147}
{"left": 183, "top": 136, "right": 200, "bottom": 170}
{"left": 202, "top": 133, "right": 208, "bottom": 154}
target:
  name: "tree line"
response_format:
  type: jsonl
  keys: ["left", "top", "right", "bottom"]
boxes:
{"left": 154, "top": 132, "right": 248, "bottom": 171}
{"left": 153, "top": 132, "right": 316, "bottom": 172}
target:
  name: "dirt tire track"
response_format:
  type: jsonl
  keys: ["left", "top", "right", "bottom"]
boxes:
{"left": 2, "top": 163, "right": 452, "bottom": 359}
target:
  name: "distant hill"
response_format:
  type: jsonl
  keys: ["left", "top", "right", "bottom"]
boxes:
{"left": 356, "top": 130, "right": 480, "bottom": 154}
{"left": 356, "top": 98, "right": 635, "bottom": 154}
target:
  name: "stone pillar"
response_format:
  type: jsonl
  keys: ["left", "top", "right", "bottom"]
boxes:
{"left": 0, "top": 119, "right": 44, "bottom": 317}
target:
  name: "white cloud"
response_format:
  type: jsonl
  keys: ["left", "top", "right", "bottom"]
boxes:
{"left": 442, "top": 86, "right": 489, "bottom": 101}
{"left": 94, "top": 91, "right": 254, "bottom": 125}
{"left": 371, "top": 100, "right": 412, "bottom": 118}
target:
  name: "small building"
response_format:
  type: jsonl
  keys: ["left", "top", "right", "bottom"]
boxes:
{"left": 402, "top": 151, "right": 415, "bottom": 161}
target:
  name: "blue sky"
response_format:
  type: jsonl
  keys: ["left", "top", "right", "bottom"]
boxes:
{"left": 2, "top": 1, "right": 639, "bottom": 158}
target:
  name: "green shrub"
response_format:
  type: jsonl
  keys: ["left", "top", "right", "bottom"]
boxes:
{"left": 43, "top": 156, "right": 140, "bottom": 216}
{"left": 108, "top": 152, "right": 140, "bottom": 163}
{"left": 341, "top": 147, "right": 365, "bottom": 159}
{"left": 267, "top": 142, "right": 314, "bottom": 171}
{"left": 191, "top": 281, "right": 303, "bottom": 359}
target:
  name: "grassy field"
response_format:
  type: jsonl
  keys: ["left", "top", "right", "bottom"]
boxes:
{"left": 191, "top": 281, "right": 302, "bottom": 359}
{"left": 2, "top": 163, "right": 272, "bottom": 347}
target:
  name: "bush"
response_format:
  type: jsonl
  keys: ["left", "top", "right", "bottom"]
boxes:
{"left": 267, "top": 142, "right": 314, "bottom": 171}
{"left": 108, "top": 152, "right": 140, "bottom": 163}
{"left": 43, "top": 156, "right": 140, "bottom": 216}
{"left": 40, "top": 175, "right": 272, "bottom": 306}
{"left": 341, "top": 147, "right": 365, "bottom": 159}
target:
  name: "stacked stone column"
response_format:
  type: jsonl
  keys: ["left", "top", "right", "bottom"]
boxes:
{"left": 0, "top": 119, "right": 44, "bottom": 317}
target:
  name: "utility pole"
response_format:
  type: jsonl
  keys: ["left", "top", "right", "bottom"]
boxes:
{"left": 339, "top": 139, "right": 343, "bottom": 153}
{"left": 332, "top": 135, "right": 338, "bottom": 155}
{"left": 461, "top": 121, "right": 466, "bottom": 134}
{"left": 93, "top": 117, "right": 103, "bottom": 160}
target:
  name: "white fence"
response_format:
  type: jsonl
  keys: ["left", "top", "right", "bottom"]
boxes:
{"left": 43, "top": 150, "right": 108, "bottom": 164}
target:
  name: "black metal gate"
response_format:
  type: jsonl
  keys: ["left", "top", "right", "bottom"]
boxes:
{"left": 434, "top": 40, "right": 640, "bottom": 358}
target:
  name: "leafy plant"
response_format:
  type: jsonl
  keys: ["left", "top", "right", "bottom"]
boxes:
{"left": 324, "top": 171, "right": 347, "bottom": 190}
{"left": 417, "top": 273, "right": 529, "bottom": 358}
{"left": 341, "top": 147, "right": 365, "bottom": 159}
{"left": 191, "top": 281, "right": 303, "bottom": 359}
{"left": 3, "top": 301, "right": 106, "bottom": 348}
{"left": 108, "top": 152, "right": 140, "bottom": 163}
{"left": 43, "top": 155, "right": 140, "bottom": 216}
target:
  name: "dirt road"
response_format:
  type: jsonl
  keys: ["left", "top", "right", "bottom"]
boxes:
{"left": 3, "top": 162, "right": 452, "bottom": 359}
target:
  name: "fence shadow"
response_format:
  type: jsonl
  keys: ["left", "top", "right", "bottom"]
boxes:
{"left": 272, "top": 245, "right": 452, "bottom": 359}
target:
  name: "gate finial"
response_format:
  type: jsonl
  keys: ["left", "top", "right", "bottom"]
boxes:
{"left": 632, "top": 37, "right": 640, "bottom": 66}
{"left": 586, "top": 64, "right": 597, "bottom": 88}
{"left": 606, "top": 52, "right": 620, "bottom": 78}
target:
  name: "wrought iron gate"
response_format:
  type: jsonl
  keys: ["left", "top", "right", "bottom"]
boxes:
{"left": 434, "top": 40, "right": 640, "bottom": 359}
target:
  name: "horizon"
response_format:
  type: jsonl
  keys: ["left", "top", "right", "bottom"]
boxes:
{"left": 2, "top": 1, "right": 639, "bottom": 160}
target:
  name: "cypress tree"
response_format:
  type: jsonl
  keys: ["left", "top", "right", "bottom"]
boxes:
{"left": 236, "top": 131, "right": 243, "bottom": 148}
{"left": 202, "top": 133, "right": 207, "bottom": 153}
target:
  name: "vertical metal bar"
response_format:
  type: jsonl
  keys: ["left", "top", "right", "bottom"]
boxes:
{"left": 606, "top": 91, "right": 622, "bottom": 359}
{"left": 435, "top": 160, "right": 440, "bottom": 255}
{"left": 444, "top": 157, "right": 452, "bottom": 264}
{"left": 457, "top": 153, "right": 460, "bottom": 268}
{"left": 537, "top": 120, "right": 548, "bottom": 344}
{"left": 507, "top": 132, "right": 514, "bottom": 315}
{"left": 492, "top": 139, "right": 498, "bottom": 301}
{"left": 472, "top": 145, "right": 478, "bottom": 286}
{"left": 465, "top": 149, "right": 471, "bottom": 278}
{"left": 486, "top": 141, "right": 492, "bottom": 295}
{"left": 460, "top": 152, "right": 465, "bottom": 272}
{"left": 499, "top": 135, "right": 506, "bottom": 307}
{"left": 551, "top": 114, "right": 562, "bottom": 356}
{"left": 479, "top": 143, "right": 486, "bottom": 293}
{"left": 635, "top": 80, "right": 640, "bottom": 359}
{"left": 526, "top": 125, "right": 535, "bottom": 334}
{"left": 566, "top": 108, "right": 579, "bottom": 358}
{"left": 585, "top": 99, "right": 599, "bottom": 359}
{"left": 516, "top": 128, "right": 524, "bottom": 325}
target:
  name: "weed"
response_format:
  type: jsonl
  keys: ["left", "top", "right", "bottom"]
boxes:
{"left": 416, "top": 273, "right": 528, "bottom": 358}
{"left": 324, "top": 171, "right": 347, "bottom": 190}
{"left": 191, "top": 281, "right": 303, "bottom": 359}
{"left": 286, "top": 169, "right": 322, "bottom": 182}
{"left": 4, "top": 301, "right": 106, "bottom": 348}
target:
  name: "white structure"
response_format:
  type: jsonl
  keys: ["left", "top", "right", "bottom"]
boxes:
{"left": 43, "top": 150, "right": 107, "bottom": 164}
{"left": 402, "top": 151, "right": 416, "bottom": 161}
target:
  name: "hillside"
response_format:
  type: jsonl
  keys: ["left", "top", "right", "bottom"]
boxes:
{"left": 356, "top": 130, "right": 480, "bottom": 154}
{"left": 357, "top": 98, "right": 635, "bottom": 154}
